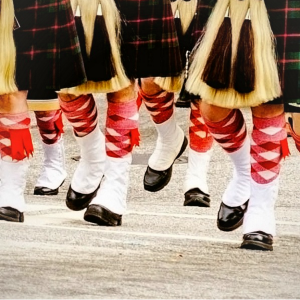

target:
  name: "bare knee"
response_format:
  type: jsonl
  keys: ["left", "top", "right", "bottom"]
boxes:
{"left": 0, "top": 91, "right": 28, "bottom": 113}
{"left": 107, "top": 82, "right": 136, "bottom": 103}
{"left": 57, "top": 93, "right": 80, "bottom": 102}
{"left": 251, "top": 103, "right": 284, "bottom": 118}
{"left": 200, "top": 101, "right": 232, "bottom": 122}
{"left": 140, "top": 78, "right": 163, "bottom": 96}
{"left": 291, "top": 113, "right": 300, "bottom": 136}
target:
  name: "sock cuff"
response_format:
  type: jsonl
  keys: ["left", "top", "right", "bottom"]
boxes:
{"left": 201, "top": 109, "right": 237, "bottom": 129}
{"left": 203, "top": 109, "right": 246, "bottom": 153}
{"left": 252, "top": 113, "right": 286, "bottom": 143}
{"left": 0, "top": 111, "right": 31, "bottom": 129}
{"left": 138, "top": 88, "right": 172, "bottom": 102}
{"left": 106, "top": 98, "right": 139, "bottom": 130}
{"left": 59, "top": 94, "right": 92, "bottom": 113}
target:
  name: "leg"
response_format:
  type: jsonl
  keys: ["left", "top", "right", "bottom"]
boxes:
{"left": 241, "top": 104, "right": 286, "bottom": 251}
{"left": 140, "top": 78, "right": 188, "bottom": 192}
{"left": 200, "top": 101, "right": 250, "bottom": 231}
{"left": 184, "top": 99, "right": 214, "bottom": 207}
{"left": 0, "top": 91, "right": 33, "bottom": 222}
{"left": 84, "top": 83, "right": 139, "bottom": 226}
{"left": 58, "top": 93, "right": 106, "bottom": 211}
{"left": 34, "top": 108, "right": 67, "bottom": 195}
{"left": 288, "top": 112, "right": 300, "bottom": 152}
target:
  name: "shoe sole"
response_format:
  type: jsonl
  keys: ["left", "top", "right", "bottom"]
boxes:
{"left": 0, "top": 212, "right": 24, "bottom": 222}
{"left": 217, "top": 216, "right": 244, "bottom": 232}
{"left": 34, "top": 188, "right": 59, "bottom": 196}
{"left": 66, "top": 184, "right": 100, "bottom": 211}
{"left": 184, "top": 197, "right": 210, "bottom": 207}
{"left": 84, "top": 214, "right": 121, "bottom": 226}
{"left": 33, "top": 180, "right": 65, "bottom": 196}
{"left": 84, "top": 208, "right": 122, "bottom": 226}
{"left": 144, "top": 136, "right": 188, "bottom": 192}
{"left": 66, "top": 196, "right": 95, "bottom": 211}
{"left": 241, "top": 240, "right": 273, "bottom": 251}
{"left": 144, "top": 166, "right": 173, "bottom": 192}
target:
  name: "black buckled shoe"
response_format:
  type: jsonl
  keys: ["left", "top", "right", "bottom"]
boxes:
{"left": 217, "top": 200, "right": 249, "bottom": 231}
{"left": 0, "top": 207, "right": 24, "bottom": 222}
{"left": 34, "top": 186, "right": 59, "bottom": 196}
{"left": 84, "top": 204, "right": 122, "bottom": 226}
{"left": 184, "top": 188, "right": 210, "bottom": 207}
{"left": 66, "top": 184, "right": 100, "bottom": 211}
{"left": 241, "top": 231, "right": 273, "bottom": 251}
{"left": 34, "top": 180, "right": 65, "bottom": 196}
{"left": 144, "top": 136, "right": 188, "bottom": 192}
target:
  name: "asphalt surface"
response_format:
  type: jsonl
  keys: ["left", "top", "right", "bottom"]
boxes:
{"left": 0, "top": 94, "right": 300, "bottom": 299}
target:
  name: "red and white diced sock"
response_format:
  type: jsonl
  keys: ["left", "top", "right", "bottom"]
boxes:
{"left": 140, "top": 89, "right": 174, "bottom": 124}
{"left": 203, "top": 109, "right": 250, "bottom": 206}
{"left": 184, "top": 100, "right": 214, "bottom": 194}
{"left": 59, "top": 94, "right": 98, "bottom": 137}
{"left": 34, "top": 109, "right": 64, "bottom": 145}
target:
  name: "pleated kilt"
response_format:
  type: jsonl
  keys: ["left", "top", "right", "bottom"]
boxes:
{"left": 115, "top": 0, "right": 183, "bottom": 79}
{"left": 265, "top": 0, "right": 300, "bottom": 106}
{"left": 13, "top": 0, "right": 87, "bottom": 98}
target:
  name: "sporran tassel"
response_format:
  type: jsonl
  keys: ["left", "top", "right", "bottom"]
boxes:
{"left": 201, "top": 7, "right": 232, "bottom": 89}
{"left": 60, "top": 0, "right": 130, "bottom": 95}
{"left": 74, "top": 5, "right": 89, "bottom": 69}
{"left": 232, "top": 8, "right": 255, "bottom": 94}
{"left": 186, "top": 0, "right": 281, "bottom": 109}
{"left": 174, "top": 9, "right": 183, "bottom": 48}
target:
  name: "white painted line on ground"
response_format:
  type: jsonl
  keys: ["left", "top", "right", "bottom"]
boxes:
{"left": 26, "top": 204, "right": 65, "bottom": 211}
{"left": 127, "top": 210, "right": 216, "bottom": 220}
{"left": 5, "top": 221, "right": 241, "bottom": 244}
{"left": 24, "top": 205, "right": 300, "bottom": 226}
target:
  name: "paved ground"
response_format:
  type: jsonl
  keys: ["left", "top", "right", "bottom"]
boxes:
{"left": 1, "top": 95, "right": 300, "bottom": 299}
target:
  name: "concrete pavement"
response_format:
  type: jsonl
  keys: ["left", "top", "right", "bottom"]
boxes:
{"left": 0, "top": 94, "right": 300, "bottom": 299}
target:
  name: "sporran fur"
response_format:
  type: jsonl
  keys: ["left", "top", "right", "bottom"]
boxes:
{"left": 61, "top": 0, "right": 130, "bottom": 95}
{"left": 186, "top": 0, "right": 281, "bottom": 108}
{"left": 0, "top": 0, "right": 18, "bottom": 95}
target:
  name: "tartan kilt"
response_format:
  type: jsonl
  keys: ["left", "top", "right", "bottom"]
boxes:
{"left": 115, "top": 0, "right": 183, "bottom": 79}
{"left": 13, "top": 0, "right": 87, "bottom": 96}
{"left": 265, "top": 0, "right": 300, "bottom": 105}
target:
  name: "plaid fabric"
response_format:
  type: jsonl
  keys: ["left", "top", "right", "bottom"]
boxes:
{"left": 265, "top": 0, "right": 300, "bottom": 104}
{"left": 180, "top": 0, "right": 217, "bottom": 64}
{"left": 115, "top": 0, "right": 182, "bottom": 78}
{"left": 13, "top": 0, "right": 86, "bottom": 92}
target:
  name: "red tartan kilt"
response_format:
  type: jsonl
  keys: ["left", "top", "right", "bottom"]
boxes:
{"left": 13, "top": 0, "right": 86, "bottom": 94}
{"left": 264, "top": 0, "right": 300, "bottom": 104}
{"left": 115, "top": 0, "right": 183, "bottom": 79}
